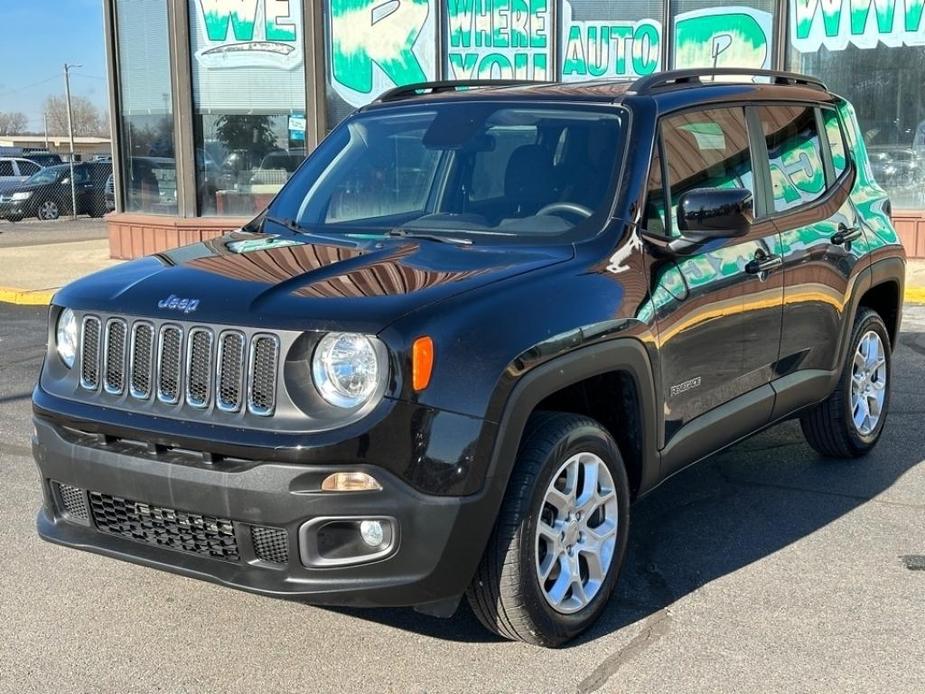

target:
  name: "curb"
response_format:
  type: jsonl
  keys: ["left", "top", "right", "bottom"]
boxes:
{"left": 0, "top": 287, "right": 56, "bottom": 306}
{"left": 906, "top": 287, "right": 925, "bottom": 304}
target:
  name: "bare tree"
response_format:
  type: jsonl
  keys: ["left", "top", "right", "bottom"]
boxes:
{"left": 43, "top": 95, "right": 108, "bottom": 137}
{"left": 0, "top": 111, "right": 29, "bottom": 135}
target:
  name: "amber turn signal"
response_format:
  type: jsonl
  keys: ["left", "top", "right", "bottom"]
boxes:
{"left": 412, "top": 336, "right": 434, "bottom": 391}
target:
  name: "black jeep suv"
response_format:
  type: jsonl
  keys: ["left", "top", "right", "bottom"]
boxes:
{"left": 33, "top": 70, "right": 905, "bottom": 646}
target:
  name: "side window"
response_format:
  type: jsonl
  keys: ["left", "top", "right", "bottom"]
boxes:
{"left": 755, "top": 106, "right": 826, "bottom": 213}
{"left": 18, "top": 161, "right": 40, "bottom": 176}
{"left": 821, "top": 109, "right": 848, "bottom": 179}
{"left": 660, "top": 107, "right": 755, "bottom": 236}
{"left": 0, "top": 161, "right": 14, "bottom": 177}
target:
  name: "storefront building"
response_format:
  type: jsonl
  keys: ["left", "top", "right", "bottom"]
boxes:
{"left": 103, "top": 0, "right": 925, "bottom": 258}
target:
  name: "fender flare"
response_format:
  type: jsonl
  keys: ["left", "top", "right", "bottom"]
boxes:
{"left": 481, "top": 337, "right": 661, "bottom": 506}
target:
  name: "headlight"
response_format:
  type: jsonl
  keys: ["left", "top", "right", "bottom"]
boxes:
{"left": 311, "top": 332, "right": 383, "bottom": 408}
{"left": 56, "top": 308, "right": 78, "bottom": 368}
{"left": 11, "top": 191, "right": 32, "bottom": 201}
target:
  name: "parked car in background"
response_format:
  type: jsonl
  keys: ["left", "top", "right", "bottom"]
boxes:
{"left": 250, "top": 150, "right": 305, "bottom": 185}
{"left": 23, "top": 152, "right": 64, "bottom": 168}
{"left": 0, "top": 157, "right": 43, "bottom": 186}
{"left": 0, "top": 161, "right": 112, "bottom": 221}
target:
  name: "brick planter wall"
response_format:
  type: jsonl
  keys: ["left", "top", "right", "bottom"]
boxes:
{"left": 106, "top": 213, "right": 251, "bottom": 260}
{"left": 892, "top": 211, "right": 925, "bottom": 258}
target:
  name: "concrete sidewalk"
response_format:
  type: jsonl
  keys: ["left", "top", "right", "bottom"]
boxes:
{"left": 0, "top": 228, "right": 924, "bottom": 305}
{"left": 0, "top": 238, "right": 119, "bottom": 305}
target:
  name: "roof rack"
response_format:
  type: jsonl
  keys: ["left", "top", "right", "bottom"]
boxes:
{"left": 375, "top": 79, "right": 549, "bottom": 103}
{"left": 629, "top": 68, "right": 827, "bottom": 95}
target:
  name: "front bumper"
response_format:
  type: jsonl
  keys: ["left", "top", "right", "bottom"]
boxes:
{"left": 0, "top": 200, "right": 28, "bottom": 218}
{"left": 32, "top": 415, "right": 498, "bottom": 609}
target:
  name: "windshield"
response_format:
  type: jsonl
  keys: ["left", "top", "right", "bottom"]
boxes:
{"left": 27, "top": 166, "right": 66, "bottom": 185}
{"left": 270, "top": 102, "right": 625, "bottom": 243}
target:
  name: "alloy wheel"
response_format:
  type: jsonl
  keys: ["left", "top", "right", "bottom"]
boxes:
{"left": 39, "top": 201, "right": 59, "bottom": 220}
{"left": 850, "top": 330, "right": 887, "bottom": 436}
{"left": 535, "top": 451, "right": 618, "bottom": 614}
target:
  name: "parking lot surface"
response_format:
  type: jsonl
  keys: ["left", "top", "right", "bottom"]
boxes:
{"left": 0, "top": 217, "right": 107, "bottom": 248}
{"left": 1, "top": 303, "right": 923, "bottom": 693}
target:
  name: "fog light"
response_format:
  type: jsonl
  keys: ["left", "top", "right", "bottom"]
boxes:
{"left": 321, "top": 471, "right": 381, "bottom": 492}
{"left": 359, "top": 519, "right": 385, "bottom": 547}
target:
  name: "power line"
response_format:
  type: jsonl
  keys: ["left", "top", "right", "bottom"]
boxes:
{"left": 0, "top": 74, "right": 59, "bottom": 98}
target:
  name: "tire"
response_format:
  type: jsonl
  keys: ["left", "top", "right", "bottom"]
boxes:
{"left": 37, "top": 199, "right": 60, "bottom": 221}
{"left": 800, "top": 308, "right": 892, "bottom": 457}
{"left": 466, "top": 412, "right": 631, "bottom": 647}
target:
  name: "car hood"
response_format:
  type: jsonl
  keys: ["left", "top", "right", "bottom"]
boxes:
{"left": 54, "top": 230, "right": 573, "bottom": 333}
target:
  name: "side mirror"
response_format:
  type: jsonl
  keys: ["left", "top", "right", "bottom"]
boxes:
{"left": 678, "top": 187, "right": 754, "bottom": 237}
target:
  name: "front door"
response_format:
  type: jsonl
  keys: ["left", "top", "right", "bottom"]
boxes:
{"left": 644, "top": 106, "right": 784, "bottom": 473}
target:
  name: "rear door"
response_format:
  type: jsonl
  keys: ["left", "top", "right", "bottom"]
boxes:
{"left": 646, "top": 106, "right": 785, "bottom": 472}
{"left": 751, "top": 104, "right": 869, "bottom": 417}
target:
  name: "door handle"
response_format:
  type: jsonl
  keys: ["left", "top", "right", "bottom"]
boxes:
{"left": 745, "top": 250, "right": 782, "bottom": 275}
{"left": 832, "top": 224, "right": 862, "bottom": 245}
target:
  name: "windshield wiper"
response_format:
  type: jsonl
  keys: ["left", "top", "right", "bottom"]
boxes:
{"left": 385, "top": 228, "right": 472, "bottom": 245}
{"left": 263, "top": 215, "right": 361, "bottom": 245}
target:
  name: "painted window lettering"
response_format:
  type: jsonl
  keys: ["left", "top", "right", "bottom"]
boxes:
{"left": 446, "top": 0, "right": 550, "bottom": 80}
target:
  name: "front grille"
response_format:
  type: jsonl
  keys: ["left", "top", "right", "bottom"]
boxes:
{"left": 157, "top": 325, "right": 183, "bottom": 404}
{"left": 80, "top": 316, "right": 101, "bottom": 389}
{"left": 217, "top": 331, "right": 246, "bottom": 412}
{"left": 251, "top": 526, "right": 289, "bottom": 565}
{"left": 129, "top": 322, "right": 155, "bottom": 399}
{"left": 77, "top": 316, "right": 279, "bottom": 417}
{"left": 249, "top": 335, "right": 279, "bottom": 415}
{"left": 54, "top": 481, "right": 90, "bottom": 522}
{"left": 103, "top": 319, "right": 127, "bottom": 394}
{"left": 90, "top": 491, "right": 240, "bottom": 562}
{"left": 186, "top": 328, "right": 214, "bottom": 408}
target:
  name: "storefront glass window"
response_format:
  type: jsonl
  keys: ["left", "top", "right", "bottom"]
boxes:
{"left": 560, "top": 0, "right": 662, "bottom": 81}
{"left": 788, "top": 0, "right": 925, "bottom": 209}
{"left": 188, "top": 0, "right": 307, "bottom": 216}
{"left": 671, "top": 0, "right": 776, "bottom": 70}
{"left": 325, "top": 0, "right": 438, "bottom": 129}
{"left": 115, "top": 0, "right": 177, "bottom": 214}
{"left": 444, "top": 0, "right": 551, "bottom": 82}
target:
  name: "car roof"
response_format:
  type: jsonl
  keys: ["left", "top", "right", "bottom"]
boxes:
{"left": 361, "top": 69, "right": 837, "bottom": 114}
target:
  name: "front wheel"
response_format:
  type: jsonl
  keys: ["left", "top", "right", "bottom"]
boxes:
{"left": 800, "top": 308, "right": 892, "bottom": 457}
{"left": 466, "top": 412, "right": 630, "bottom": 647}
{"left": 37, "top": 199, "right": 61, "bottom": 220}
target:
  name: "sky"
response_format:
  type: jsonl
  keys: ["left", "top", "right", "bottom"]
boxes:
{"left": 0, "top": 0, "right": 109, "bottom": 132}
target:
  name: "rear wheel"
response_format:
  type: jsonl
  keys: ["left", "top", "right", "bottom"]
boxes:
{"left": 800, "top": 308, "right": 891, "bottom": 457}
{"left": 37, "top": 199, "right": 60, "bottom": 220}
{"left": 467, "top": 412, "right": 630, "bottom": 647}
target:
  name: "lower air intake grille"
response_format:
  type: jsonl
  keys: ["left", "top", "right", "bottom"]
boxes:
{"left": 54, "top": 482, "right": 89, "bottom": 522}
{"left": 251, "top": 526, "right": 289, "bottom": 565}
{"left": 89, "top": 492, "right": 240, "bottom": 562}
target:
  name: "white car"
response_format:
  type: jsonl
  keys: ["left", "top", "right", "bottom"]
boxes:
{"left": 0, "top": 157, "right": 43, "bottom": 186}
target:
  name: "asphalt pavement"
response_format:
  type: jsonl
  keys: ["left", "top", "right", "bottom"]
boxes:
{"left": 0, "top": 216, "right": 108, "bottom": 248}
{"left": 1, "top": 304, "right": 924, "bottom": 693}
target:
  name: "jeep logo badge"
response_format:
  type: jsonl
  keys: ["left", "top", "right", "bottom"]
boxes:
{"left": 157, "top": 294, "right": 200, "bottom": 314}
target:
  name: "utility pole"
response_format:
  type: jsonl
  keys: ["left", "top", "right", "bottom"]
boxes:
{"left": 64, "top": 63, "right": 81, "bottom": 219}
{"left": 43, "top": 113, "right": 48, "bottom": 150}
